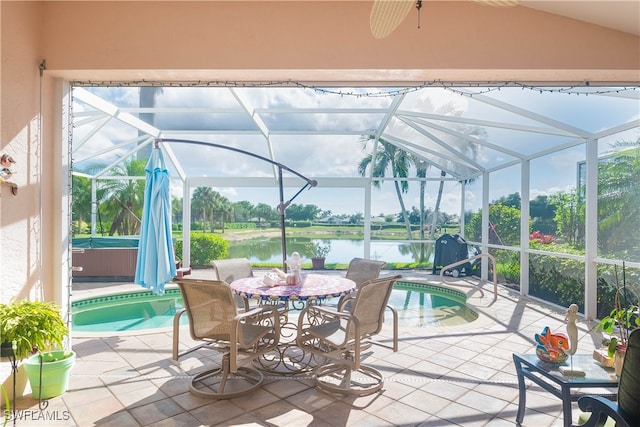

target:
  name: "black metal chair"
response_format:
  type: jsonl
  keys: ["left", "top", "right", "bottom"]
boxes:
{"left": 575, "top": 328, "right": 640, "bottom": 427}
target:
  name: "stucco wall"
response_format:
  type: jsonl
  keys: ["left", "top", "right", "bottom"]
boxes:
{"left": 0, "top": 1, "right": 50, "bottom": 304}
{"left": 41, "top": 1, "right": 639, "bottom": 83}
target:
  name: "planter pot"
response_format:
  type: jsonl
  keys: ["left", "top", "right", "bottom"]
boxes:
{"left": 311, "top": 257, "right": 326, "bottom": 270}
{"left": 614, "top": 348, "right": 626, "bottom": 376}
{"left": 22, "top": 350, "right": 75, "bottom": 399}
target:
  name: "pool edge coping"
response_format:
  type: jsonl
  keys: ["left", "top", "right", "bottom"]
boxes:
{"left": 71, "top": 276, "right": 500, "bottom": 338}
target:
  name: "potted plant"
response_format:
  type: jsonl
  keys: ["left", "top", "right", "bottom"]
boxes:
{"left": 595, "top": 303, "right": 638, "bottom": 373}
{"left": 0, "top": 299, "right": 75, "bottom": 399}
{"left": 308, "top": 241, "right": 331, "bottom": 270}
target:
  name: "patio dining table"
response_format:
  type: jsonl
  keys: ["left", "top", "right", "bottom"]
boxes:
{"left": 229, "top": 273, "right": 356, "bottom": 374}
{"left": 229, "top": 272, "right": 356, "bottom": 306}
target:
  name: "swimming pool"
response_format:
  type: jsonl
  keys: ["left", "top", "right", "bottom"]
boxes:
{"left": 72, "top": 288, "right": 187, "bottom": 333}
{"left": 71, "top": 280, "right": 478, "bottom": 334}
{"left": 391, "top": 280, "right": 478, "bottom": 327}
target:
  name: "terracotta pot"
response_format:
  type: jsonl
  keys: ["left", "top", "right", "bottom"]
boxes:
{"left": 311, "top": 257, "right": 325, "bottom": 270}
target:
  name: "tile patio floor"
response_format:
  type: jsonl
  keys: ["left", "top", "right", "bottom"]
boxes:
{"left": 5, "top": 269, "right": 612, "bottom": 426}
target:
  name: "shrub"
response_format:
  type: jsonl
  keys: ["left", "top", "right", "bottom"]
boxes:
{"left": 175, "top": 233, "right": 229, "bottom": 267}
{"left": 0, "top": 300, "right": 69, "bottom": 361}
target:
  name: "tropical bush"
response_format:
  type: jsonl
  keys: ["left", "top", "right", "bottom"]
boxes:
{"left": 465, "top": 203, "right": 525, "bottom": 246}
{"left": 0, "top": 300, "right": 69, "bottom": 361}
{"left": 492, "top": 248, "right": 520, "bottom": 283}
{"left": 529, "top": 252, "right": 585, "bottom": 308}
{"left": 175, "top": 233, "right": 229, "bottom": 267}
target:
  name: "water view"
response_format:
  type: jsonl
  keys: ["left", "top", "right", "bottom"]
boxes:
{"left": 227, "top": 237, "right": 434, "bottom": 264}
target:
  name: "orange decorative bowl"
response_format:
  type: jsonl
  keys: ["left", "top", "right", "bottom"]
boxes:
{"left": 536, "top": 347, "right": 568, "bottom": 364}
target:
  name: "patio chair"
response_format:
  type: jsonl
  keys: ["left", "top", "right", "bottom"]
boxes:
{"left": 211, "top": 258, "right": 254, "bottom": 311}
{"left": 345, "top": 257, "right": 386, "bottom": 286}
{"left": 172, "top": 277, "right": 280, "bottom": 399}
{"left": 340, "top": 258, "right": 398, "bottom": 351}
{"left": 338, "top": 257, "right": 386, "bottom": 307}
{"left": 212, "top": 257, "right": 288, "bottom": 320}
{"left": 574, "top": 328, "right": 640, "bottom": 427}
{"left": 296, "top": 275, "right": 401, "bottom": 396}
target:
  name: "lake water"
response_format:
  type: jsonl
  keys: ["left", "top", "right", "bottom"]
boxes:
{"left": 228, "top": 237, "right": 434, "bottom": 264}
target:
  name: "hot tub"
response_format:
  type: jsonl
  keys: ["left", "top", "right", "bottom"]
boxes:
{"left": 72, "top": 237, "right": 140, "bottom": 281}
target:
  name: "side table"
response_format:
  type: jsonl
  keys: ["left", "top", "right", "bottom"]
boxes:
{"left": 513, "top": 353, "right": 618, "bottom": 427}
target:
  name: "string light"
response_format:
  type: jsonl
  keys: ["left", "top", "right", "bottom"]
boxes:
{"left": 73, "top": 79, "right": 639, "bottom": 98}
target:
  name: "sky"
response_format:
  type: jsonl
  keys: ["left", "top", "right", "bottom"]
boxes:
{"left": 73, "top": 84, "right": 640, "bottom": 218}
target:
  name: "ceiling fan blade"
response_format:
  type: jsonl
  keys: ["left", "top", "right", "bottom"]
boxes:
{"left": 473, "top": 0, "right": 519, "bottom": 6}
{"left": 370, "top": 0, "right": 415, "bottom": 39}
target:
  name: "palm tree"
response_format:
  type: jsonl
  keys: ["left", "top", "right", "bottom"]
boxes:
{"left": 254, "top": 203, "right": 275, "bottom": 224}
{"left": 413, "top": 157, "right": 429, "bottom": 260}
{"left": 100, "top": 159, "right": 146, "bottom": 236}
{"left": 210, "top": 191, "right": 232, "bottom": 233}
{"left": 233, "top": 200, "right": 254, "bottom": 222}
{"left": 429, "top": 170, "right": 447, "bottom": 239}
{"left": 358, "top": 136, "right": 413, "bottom": 239}
{"left": 71, "top": 175, "right": 92, "bottom": 235}
{"left": 597, "top": 140, "right": 640, "bottom": 256}
{"left": 171, "top": 197, "right": 182, "bottom": 229}
{"left": 429, "top": 116, "right": 485, "bottom": 239}
{"left": 191, "top": 187, "right": 215, "bottom": 233}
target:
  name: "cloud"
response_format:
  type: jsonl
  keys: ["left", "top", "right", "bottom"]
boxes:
{"left": 75, "top": 85, "right": 639, "bottom": 219}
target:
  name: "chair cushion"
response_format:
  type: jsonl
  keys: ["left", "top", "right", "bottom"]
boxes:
{"left": 239, "top": 323, "right": 273, "bottom": 348}
{"left": 308, "top": 319, "right": 344, "bottom": 346}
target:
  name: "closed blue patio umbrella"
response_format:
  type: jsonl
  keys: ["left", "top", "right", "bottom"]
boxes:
{"left": 135, "top": 147, "right": 176, "bottom": 294}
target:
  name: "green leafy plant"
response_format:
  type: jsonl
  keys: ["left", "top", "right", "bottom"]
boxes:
{"left": 597, "top": 304, "right": 639, "bottom": 357}
{"left": 0, "top": 299, "right": 69, "bottom": 361}
{"left": 595, "top": 269, "right": 639, "bottom": 358}
{"left": 175, "top": 233, "right": 229, "bottom": 267}
{"left": 308, "top": 241, "right": 331, "bottom": 258}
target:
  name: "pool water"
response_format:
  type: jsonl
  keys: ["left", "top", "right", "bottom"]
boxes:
{"left": 72, "top": 281, "right": 478, "bottom": 333}
{"left": 72, "top": 288, "right": 187, "bottom": 333}
{"left": 391, "top": 280, "right": 478, "bottom": 327}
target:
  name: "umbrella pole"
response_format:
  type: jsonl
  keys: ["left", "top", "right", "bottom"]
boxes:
{"left": 278, "top": 167, "right": 287, "bottom": 272}
{"left": 277, "top": 170, "right": 313, "bottom": 273}
{"left": 157, "top": 139, "right": 317, "bottom": 274}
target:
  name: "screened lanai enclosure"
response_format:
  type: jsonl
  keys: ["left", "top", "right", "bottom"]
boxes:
{"left": 70, "top": 83, "right": 640, "bottom": 320}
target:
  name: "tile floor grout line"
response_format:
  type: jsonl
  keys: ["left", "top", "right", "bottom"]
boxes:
{"left": 71, "top": 373, "right": 520, "bottom": 386}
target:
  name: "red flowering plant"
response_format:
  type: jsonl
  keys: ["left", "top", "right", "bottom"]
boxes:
{"left": 530, "top": 231, "right": 556, "bottom": 244}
